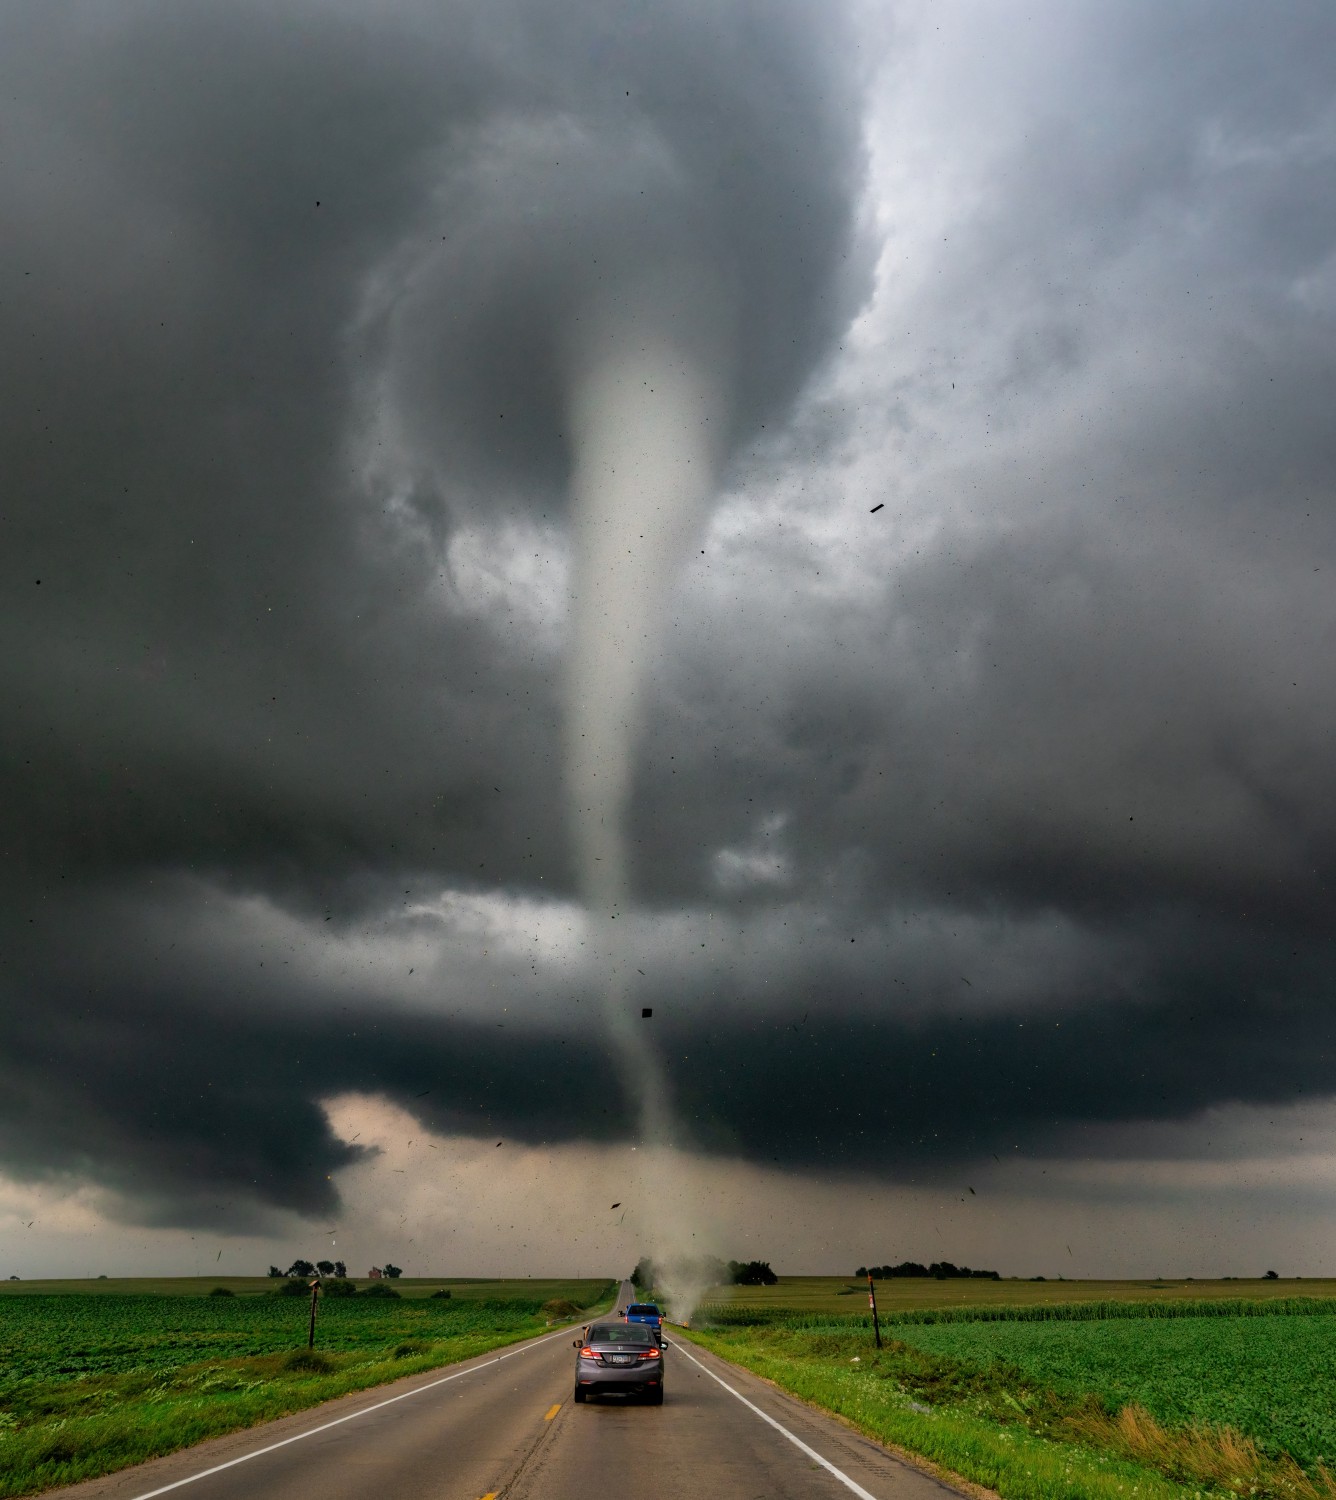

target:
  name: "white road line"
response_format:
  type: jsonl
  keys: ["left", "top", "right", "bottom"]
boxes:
{"left": 124, "top": 1328, "right": 570, "bottom": 1500}
{"left": 671, "top": 1340, "right": 881, "bottom": 1500}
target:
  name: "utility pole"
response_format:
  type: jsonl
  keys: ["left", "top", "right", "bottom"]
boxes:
{"left": 867, "top": 1270, "right": 882, "bottom": 1349}
{"left": 308, "top": 1278, "right": 320, "bottom": 1349}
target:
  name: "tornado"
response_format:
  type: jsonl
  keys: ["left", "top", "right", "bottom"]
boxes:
{"left": 357, "top": 0, "right": 868, "bottom": 1311}
{"left": 561, "top": 266, "right": 732, "bottom": 1155}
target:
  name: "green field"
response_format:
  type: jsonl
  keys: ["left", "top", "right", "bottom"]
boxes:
{"left": 689, "top": 1275, "right": 1336, "bottom": 1320}
{"left": 0, "top": 1279, "right": 614, "bottom": 1497}
{"left": 679, "top": 1281, "right": 1336, "bottom": 1500}
{"left": 0, "top": 1276, "right": 603, "bottom": 1301}
{"left": 881, "top": 1311, "right": 1336, "bottom": 1470}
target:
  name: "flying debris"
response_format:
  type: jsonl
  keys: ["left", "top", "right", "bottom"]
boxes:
{"left": 641, "top": 1008, "right": 652, "bottom": 1019}
{"left": 414, "top": 1089, "right": 432, "bottom": 1098}
{"left": 610, "top": 1202, "right": 621, "bottom": 1209}
{"left": 968, "top": 1187, "right": 976, "bottom": 1195}
{"left": 870, "top": 503, "right": 884, "bottom": 513}
{"left": 496, "top": 1141, "right": 503, "bottom": 1147}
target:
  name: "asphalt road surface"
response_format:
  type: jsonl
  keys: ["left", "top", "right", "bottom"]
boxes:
{"left": 48, "top": 1282, "right": 966, "bottom": 1500}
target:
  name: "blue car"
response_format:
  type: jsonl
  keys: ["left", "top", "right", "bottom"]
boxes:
{"left": 624, "top": 1301, "right": 663, "bottom": 1334}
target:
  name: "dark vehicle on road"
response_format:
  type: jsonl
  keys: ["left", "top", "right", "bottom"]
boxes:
{"left": 624, "top": 1301, "right": 663, "bottom": 1334}
{"left": 573, "top": 1321, "right": 664, "bottom": 1403}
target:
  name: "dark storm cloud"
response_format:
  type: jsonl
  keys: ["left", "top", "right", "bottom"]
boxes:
{"left": 0, "top": 0, "right": 862, "bottom": 892}
{"left": 0, "top": 0, "right": 865, "bottom": 1222}
{"left": 5, "top": 0, "right": 1336, "bottom": 1232}
{"left": 7, "top": 892, "right": 1335, "bottom": 1222}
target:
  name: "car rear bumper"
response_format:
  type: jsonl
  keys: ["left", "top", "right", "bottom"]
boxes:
{"left": 575, "top": 1358, "right": 663, "bottom": 1395}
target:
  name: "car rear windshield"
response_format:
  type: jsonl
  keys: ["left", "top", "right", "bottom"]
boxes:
{"left": 627, "top": 1304, "right": 660, "bottom": 1316}
{"left": 588, "top": 1323, "right": 656, "bottom": 1343}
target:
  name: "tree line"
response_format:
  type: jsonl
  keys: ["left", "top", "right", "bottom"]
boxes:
{"left": 267, "top": 1260, "right": 403, "bottom": 1279}
{"left": 857, "top": 1261, "right": 1001, "bottom": 1280}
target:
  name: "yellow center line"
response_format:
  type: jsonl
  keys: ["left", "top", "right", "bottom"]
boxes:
{"left": 477, "top": 1493, "right": 496, "bottom": 1499}
{"left": 544, "top": 1403, "right": 562, "bottom": 1421}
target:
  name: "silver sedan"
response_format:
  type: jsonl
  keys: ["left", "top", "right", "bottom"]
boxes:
{"left": 572, "top": 1321, "right": 664, "bottom": 1404}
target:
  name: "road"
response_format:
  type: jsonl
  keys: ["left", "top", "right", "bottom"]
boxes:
{"left": 48, "top": 1282, "right": 966, "bottom": 1500}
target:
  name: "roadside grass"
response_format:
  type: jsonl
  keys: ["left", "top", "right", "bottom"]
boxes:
{"left": 680, "top": 1303, "right": 1336, "bottom": 1500}
{"left": 0, "top": 1283, "right": 615, "bottom": 1497}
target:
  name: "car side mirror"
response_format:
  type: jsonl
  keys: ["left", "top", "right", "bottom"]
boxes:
{"left": 572, "top": 1339, "right": 580, "bottom": 1348}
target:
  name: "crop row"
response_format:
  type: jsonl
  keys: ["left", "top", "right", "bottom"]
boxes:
{"left": 695, "top": 1293, "right": 1336, "bottom": 1329}
{"left": 0, "top": 1294, "right": 544, "bottom": 1392}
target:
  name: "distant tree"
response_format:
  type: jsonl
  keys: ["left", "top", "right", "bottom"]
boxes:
{"left": 322, "top": 1278, "right": 357, "bottom": 1298}
{"left": 316, "top": 1260, "right": 335, "bottom": 1276}
{"left": 333, "top": 1260, "right": 347, "bottom": 1279}
{"left": 268, "top": 1266, "right": 285, "bottom": 1277}
{"left": 362, "top": 1281, "right": 401, "bottom": 1298}
{"left": 1265, "top": 1269, "right": 1279, "bottom": 1279}
{"left": 863, "top": 1259, "right": 997, "bottom": 1281}
{"left": 731, "top": 1260, "right": 778, "bottom": 1286}
{"left": 382, "top": 1263, "right": 403, "bottom": 1279}
{"left": 209, "top": 1287, "right": 234, "bottom": 1297}
{"left": 275, "top": 1277, "right": 310, "bottom": 1296}
{"left": 287, "top": 1259, "right": 315, "bottom": 1278}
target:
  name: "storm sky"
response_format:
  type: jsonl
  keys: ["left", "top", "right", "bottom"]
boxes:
{"left": 4, "top": 0, "right": 1336, "bottom": 1280}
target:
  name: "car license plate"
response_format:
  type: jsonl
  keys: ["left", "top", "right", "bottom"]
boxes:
{"left": 607, "top": 1354, "right": 634, "bottom": 1364}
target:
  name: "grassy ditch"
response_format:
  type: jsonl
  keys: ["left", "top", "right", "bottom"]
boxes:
{"left": 680, "top": 1302, "right": 1336, "bottom": 1500}
{"left": 0, "top": 1283, "right": 614, "bottom": 1497}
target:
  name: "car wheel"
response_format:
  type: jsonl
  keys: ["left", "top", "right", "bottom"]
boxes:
{"left": 573, "top": 1385, "right": 587, "bottom": 1403}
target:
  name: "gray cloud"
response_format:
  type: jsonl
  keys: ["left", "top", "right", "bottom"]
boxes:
{"left": 4, "top": 0, "right": 1336, "bottom": 1240}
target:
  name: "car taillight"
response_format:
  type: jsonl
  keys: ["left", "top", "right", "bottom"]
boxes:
{"left": 638, "top": 1348, "right": 661, "bottom": 1359}
{"left": 578, "top": 1346, "right": 596, "bottom": 1358}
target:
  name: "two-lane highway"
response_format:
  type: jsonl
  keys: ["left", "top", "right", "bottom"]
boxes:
{"left": 47, "top": 1282, "right": 966, "bottom": 1500}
